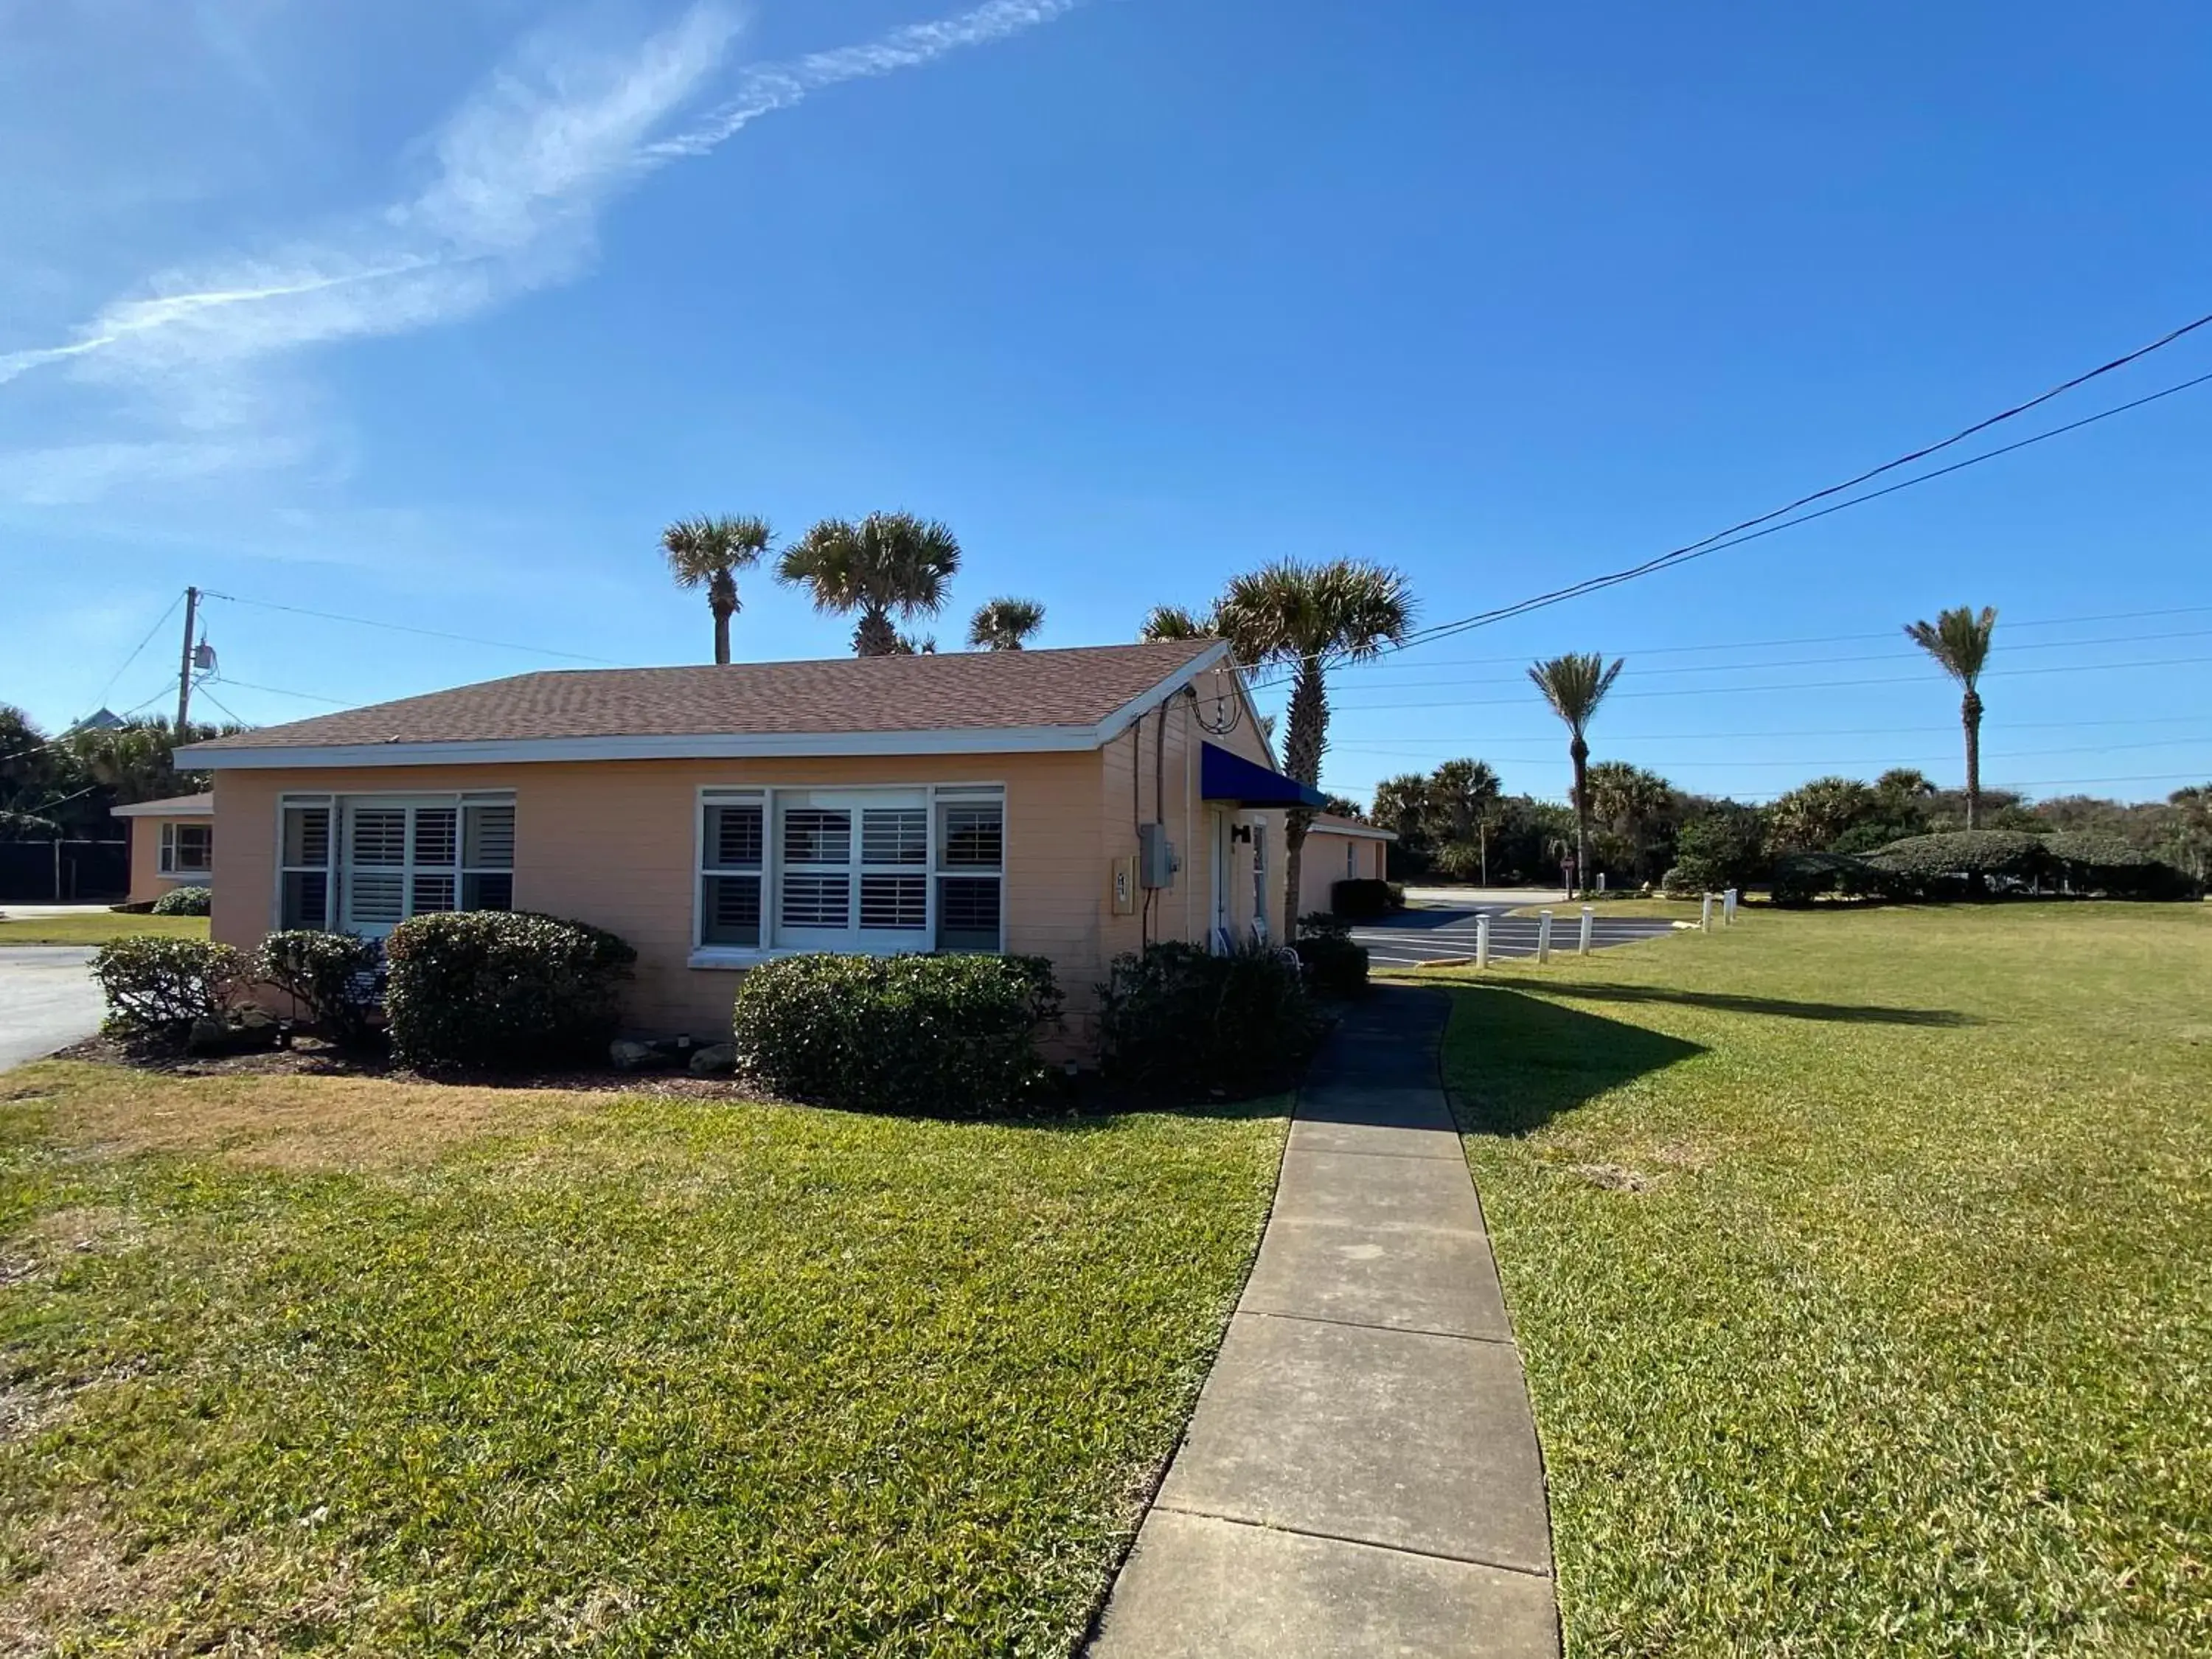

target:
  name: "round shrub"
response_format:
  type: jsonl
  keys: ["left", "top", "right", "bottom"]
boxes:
{"left": 1098, "top": 942, "right": 1326, "bottom": 1098}
{"left": 1293, "top": 917, "right": 1369, "bottom": 998}
{"left": 383, "top": 911, "right": 636, "bottom": 1072}
{"left": 1770, "top": 851, "right": 1888, "bottom": 908}
{"left": 731, "top": 953, "right": 1062, "bottom": 1116}
{"left": 254, "top": 930, "right": 382, "bottom": 1048}
{"left": 1330, "top": 879, "right": 1404, "bottom": 921}
{"left": 91, "top": 936, "right": 243, "bottom": 1034}
{"left": 150, "top": 885, "right": 212, "bottom": 916}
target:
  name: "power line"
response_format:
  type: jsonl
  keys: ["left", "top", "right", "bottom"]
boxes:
{"left": 89, "top": 590, "right": 186, "bottom": 711}
{"left": 1332, "top": 653, "right": 2212, "bottom": 714}
{"left": 1320, "top": 605, "right": 2212, "bottom": 677}
{"left": 203, "top": 591, "right": 626, "bottom": 666}
{"left": 203, "top": 675, "right": 349, "bottom": 706}
{"left": 1392, "top": 364, "right": 2212, "bottom": 658}
{"left": 1242, "top": 315, "right": 2212, "bottom": 691}
{"left": 1328, "top": 626, "right": 2212, "bottom": 695}
{"left": 189, "top": 683, "right": 250, "bottom": 728}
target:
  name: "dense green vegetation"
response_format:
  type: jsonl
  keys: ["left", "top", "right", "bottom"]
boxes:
{"left": 1427, "top": 905, "right": 2212, "bottom": 1655}
{"left": 0, "top": 1065, "right": 1284, "bottom": 1654}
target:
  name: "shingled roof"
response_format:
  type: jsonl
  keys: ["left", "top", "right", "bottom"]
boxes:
{"left": 180, "top": 639, "right": 1236, "bottom": 765}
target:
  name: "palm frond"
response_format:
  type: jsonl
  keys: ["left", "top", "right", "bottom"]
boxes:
{"left": 1526, "top": 652, "right": 1626, "bottom": 737}
{"left": 968, "top": 597, "right": 1046, "bottom": 650}
{"left": 1904, "top": 605, "right": 1998, "bottom": 686}
{"left": 1212, "top": 558, "right": 1416, "bottom": 667}
{"left": 1139, "top": 604, "right": 1214, "bottom": 641}
{"left": 662, "top": 514, "right": 773, "bottom": 585}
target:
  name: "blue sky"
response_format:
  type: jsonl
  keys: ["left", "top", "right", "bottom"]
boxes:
{"left": 4, "top": 0, "right": 2208, "bottom": 807}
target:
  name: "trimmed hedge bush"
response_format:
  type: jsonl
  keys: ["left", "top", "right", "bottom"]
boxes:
{"left": 2044, "top": 832, "right": 2202, "bottom": 900}
{"left": 150, "top": 885, "right": 212, "bottom": 916}
{"left": 91, "top": 936, "right": 243, "bottom": 1034}
{"left": 383, "top": 911, "right": 636, "bottom": 1071}
{"left": 1293, "top": 914, "right": 1368, "bottom": 998}
{"left": 731, "top": 953, "right": 1062, "bottom": 1115}
{"left": 1098, "top": 942, "right": 1325, "bottom": 1097}
{"left": 1330, "top": 878, "right": 1404, "bottom": 921}
{"left": 253, "top": 930, "right": 382, "bottom": 1048}
{"left": 1770, "top": 851, "right": 1891, "bottom": 908}
{"left": 1860, "top": 830, "right": 2048, "bottom": 898}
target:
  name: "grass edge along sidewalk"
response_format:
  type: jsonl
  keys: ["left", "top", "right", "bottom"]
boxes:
{"left": 1408, "top": 903, "right": 2212, "bottom": 1656}
{"left": 0, "top": 1067, "right": 1286, "bottom": 1655}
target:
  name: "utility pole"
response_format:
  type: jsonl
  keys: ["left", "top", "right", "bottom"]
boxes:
{"left": 174, "top": 585, "right": 200, "bottom": 737}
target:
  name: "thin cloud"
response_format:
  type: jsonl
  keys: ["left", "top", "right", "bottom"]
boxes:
{"left": 0, "top": 0, "right": 1083, "bottom": 495}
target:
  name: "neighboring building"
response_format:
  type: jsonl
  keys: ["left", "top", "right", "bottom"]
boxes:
{"left": 175, "top": 641, "right": 1321, "bottom": 1048}
{"left": 1298, "top": 813, "right": 1397, "bottom": 917}
{"left": 112, "top": 792, "right": 215, "bottom": 905}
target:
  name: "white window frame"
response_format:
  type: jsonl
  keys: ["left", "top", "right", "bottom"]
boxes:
{"left": 271, "top": 791, "right": 515, "bottom": 936}
{"left": 158, "top": 820, "right": 213, "bottom": 880}
{"left": 690, "top": 782, "right": 1006, "bottom": 967}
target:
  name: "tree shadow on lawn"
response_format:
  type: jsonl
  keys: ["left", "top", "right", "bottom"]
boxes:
{"left": 1444, "top": 984, "right": 1707, "bottom": 1136}
{"left": 1534, "top": 981, "right": 1983, "bottom": 1028}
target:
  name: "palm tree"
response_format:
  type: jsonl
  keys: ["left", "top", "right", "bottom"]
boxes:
{"left": 662, "top": 515, "right": 772, "bottom": 665}
{"left": 968, "top": 597, "right": 1046, "bottom": 651}
{"left": 1905, "top": 606, "right": 1998, "bottom": 830}
{"left": 1527, "top": 653, "right": 1625, "bottom": 894}
{"left": 1214, "top": 559, "right": 1416, "bottom": 934}
{"left": 776, "top": 512, "right": 961, "bottom": 657}
{"left": 1139, "top": 603, "right": 1214, "bottom": 641}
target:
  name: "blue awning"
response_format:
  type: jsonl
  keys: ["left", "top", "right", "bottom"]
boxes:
{"left": 1200, "top": 742, "right": 1328, "bottom": 809}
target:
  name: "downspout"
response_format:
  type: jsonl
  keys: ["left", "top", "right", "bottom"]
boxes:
{"left": 1182, "top": 695, "right": 1195, "bottom": 942}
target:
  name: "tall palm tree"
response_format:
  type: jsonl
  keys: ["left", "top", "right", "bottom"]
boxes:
{"left": 1214, "top": 559, "right": 1416, "bottom": 934}
{"left": 1527, "top": 653, "right": 1625, "bottom": 894}
{"left": 662, "top": 515, "right": 773, "bottom": 666}
{"left": 1905, "top": 606, "right": 1998, "bottom": 830}
{"left": 1139, "top": 603, "right": 1214, "bottom": 641}
{"left": 968, "top": 597, "right": 1046, "bottom": 651}
{"left": 776, "top": 512, "right": 961, "bottom": 657}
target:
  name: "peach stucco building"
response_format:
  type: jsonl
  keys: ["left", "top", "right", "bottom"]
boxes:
{"left": 111, "top": 792, "right": 215, "bottom": 905}
{"left": 178, "top": 641, "right": 1322, "bottom": 1047}
{"left": 1297, "top": 813, "right": 1396, "bottom": 917}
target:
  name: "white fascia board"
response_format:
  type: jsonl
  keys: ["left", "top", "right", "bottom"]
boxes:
{"left": 111, "top": 799, "right": 215, "bottom": 817}
{"left": 1307, "top": 821, "right": 1398, "bottom": 843}
{"left": 184, "top": 723, "right": 1116, "bottom": 771}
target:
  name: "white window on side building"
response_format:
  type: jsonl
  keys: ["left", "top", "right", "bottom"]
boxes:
{"left": 277, "top": 795, "right": 515, "bottom": 936}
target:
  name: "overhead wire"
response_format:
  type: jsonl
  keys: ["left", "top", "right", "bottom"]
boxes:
{"left": 202, "top": 591, "right": 626, "bottom": 666}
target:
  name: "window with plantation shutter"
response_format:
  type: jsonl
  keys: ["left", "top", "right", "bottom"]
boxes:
{"left": 286, "top": 794, "right": 516, "bottom": 939}
{"left": 695, "top": 785, "right": 1004, "bottom": 959}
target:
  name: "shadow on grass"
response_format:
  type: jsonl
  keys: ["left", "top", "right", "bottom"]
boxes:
{"left": 1443, "top": 983, "right": 1706, "bottom": 1136}
{"left": 1536, "top": 981, "right": 1982, "bottom": 1027}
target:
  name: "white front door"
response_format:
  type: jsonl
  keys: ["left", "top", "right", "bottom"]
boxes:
{"left": 1209, "top": 809, "right": 1231, "bottom": 951}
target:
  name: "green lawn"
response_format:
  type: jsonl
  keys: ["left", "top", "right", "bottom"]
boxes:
{"left": 1421, "top": 905, "right": 2212, "bottom": 1656}
{"left": 0, "top": 1066, "right": 1284, "bottom": 1654}
{"left": 0, "top": 912, "right": 208, "bottom": 945}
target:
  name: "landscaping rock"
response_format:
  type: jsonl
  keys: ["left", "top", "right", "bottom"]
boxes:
{"left": 688, "top": 1043, "right": 736, "bottom": 1077}
{"left": 609, "top": 1039, "right": 658, "bottom": 1071}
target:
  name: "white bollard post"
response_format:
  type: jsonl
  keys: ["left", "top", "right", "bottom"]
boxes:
{"left": 1475, "top": 912, "right": 1492, "bottom": 969}
{"left": 1579, "top": 904, "right": 1595, "bottom": 955}
{"left": 1537, "top": 909, "right": 1554, "bottom": 964}
{"left": 1724, "top": 887, "right": 1739, "bottom": 925}
{"left": 1701, "top": 893, "right": 1714, "bottom": 933}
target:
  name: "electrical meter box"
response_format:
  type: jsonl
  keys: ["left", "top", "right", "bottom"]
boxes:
{"left": 1138, "top": 823, "right": 1175, "bottom": 889}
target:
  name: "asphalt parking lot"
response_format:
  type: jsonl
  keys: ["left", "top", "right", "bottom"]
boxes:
{"left": 0, "top": 946, "right": 102, "bottom": 1073}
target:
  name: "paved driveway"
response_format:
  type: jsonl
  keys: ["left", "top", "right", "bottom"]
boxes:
{"left": 1350, "top": 903, "right": 1676, "bottom": 969}
{"left": 0, "top": 947, "right": 102, "bottom": 1073}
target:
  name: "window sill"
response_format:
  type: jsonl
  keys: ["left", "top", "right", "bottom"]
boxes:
{"left": 687, "top": 942, "right": 1001, "bottom": 970}
{"left": 159, "top": 871, "right": 213, "bottom": 886}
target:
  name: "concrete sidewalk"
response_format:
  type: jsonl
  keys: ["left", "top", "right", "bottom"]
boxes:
{"left": 1090, "top": 988, "right": 1558, "bottom": 1658}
